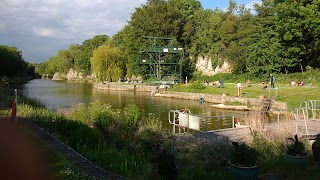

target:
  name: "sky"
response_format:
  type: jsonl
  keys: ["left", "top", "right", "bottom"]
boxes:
{"left": 0, "top": 0, "right": 261, "bottom": 63}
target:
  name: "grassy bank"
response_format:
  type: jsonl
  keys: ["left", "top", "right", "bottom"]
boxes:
{"left": 170, "top": 82, "right": 319, "bottom": 108}
{"left": 2, "top": 78, "right": 320, "bottom": 179}
{"left": 17, "top": 99, "right": 167, "bottom": 178}
{"left": 16, "top": 96, "right": 320, "bottom": 179}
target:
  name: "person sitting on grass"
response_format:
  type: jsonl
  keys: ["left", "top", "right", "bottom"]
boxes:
{"left": 290, "top": 81, "right": 296, "bottom": 86}
{"left": 298, "top": 81, "right": 304, "bottom": 86}
{"left": 218, "top": 80, "right": 224, "bottom": 88}
{"left": 261, "top": 81, "right": 267, "bottom": 89}
{"left": 245, "top": 79, "right": 251, "bottom": 87}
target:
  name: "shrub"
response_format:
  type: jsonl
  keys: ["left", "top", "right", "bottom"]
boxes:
{"left": 122, "top": 104, "right": 142, "bottom": 134}
{"left": 286, "top": 135, "right": 307, "bottom": 156}
{"left": 229, "top": 142, "right": 258, "bottom": 167}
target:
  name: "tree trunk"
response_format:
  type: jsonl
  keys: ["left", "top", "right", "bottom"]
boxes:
{"left": 300, "top": 62, "right": 304, "bottom": 73}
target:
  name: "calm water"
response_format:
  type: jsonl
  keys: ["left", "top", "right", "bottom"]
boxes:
{"left": 21, "top": 79, "right": 236, "bottom": 130}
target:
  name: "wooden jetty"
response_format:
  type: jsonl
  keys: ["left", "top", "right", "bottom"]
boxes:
{"left": 190, "top": 119, "right": 320, "bottom": 143}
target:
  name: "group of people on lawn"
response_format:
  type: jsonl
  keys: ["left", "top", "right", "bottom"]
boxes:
{"left": 201, "top": 73, "right": 307, "bottom": 91}
{"left": 202, "top": 79, "right": 224, "bottom": 88}
{"left": 290, "top": 80, "right": 304, "bottom": 87}
{"left": 202, "top": 74, "right": 277, "bottom": 89}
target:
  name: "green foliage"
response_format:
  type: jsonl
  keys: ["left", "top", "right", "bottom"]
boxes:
{"left": 229, "top": 142, "right": 258, "bottom": 167}
{"left": 18, "top": 99, "right": 152, "bottom": 178}
{"left": 90, "top": 44, "right": 125, "bottom": 82}
{"left": 143, "top": 113, "right": 162, "bottom": 132}
{"left": 122, "top": 103, "right": 143, "bottom": 134}
{"left": 36, "top": 35, "right": 110, "bottom": 77}
{"left": 70, "top": 101, "right": 121, "bottom": 140}
{"left": 31, "top": 0, "right": 320, "bottom": 81}
{"left": 0, "top": 45, "right": 36, "bottom": 78}
{"left": 312, "top": 133, "right": 320, "bottom": 148}
{"left": 178, "top": 141, "right": 230, "bottom": 179}
{"left": 132, "top": 113, "right": 162, "bottom": 158}
{"left": 251, "top": 131, "right": 283, "bottom": 173}
{"left": 274, "top": 0, "right": 320, "bottom": 71}
{"left": 78, "top": 35, "right": 110, "bottom": 75}
{"left": 188, "top": 82, "right": 206, "bottom": 91}
{"left": 286, "top": 135, "right": 307, "bottom": 156}
{"left": 121, "top": 0, "right": 183, "bottom": 77}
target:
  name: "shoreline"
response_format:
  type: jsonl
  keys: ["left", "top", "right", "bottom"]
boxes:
{"left": 93, "top": 82, "right": 287, "bottom": 111}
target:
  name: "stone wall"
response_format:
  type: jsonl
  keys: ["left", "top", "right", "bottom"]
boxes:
{"left": 155, "top": 91, "right": 287, "bottom": 110}
{"left": 94, "top": 83, "right": 155, "bottom": 92}
{"left": 93, "top": 83, "right": 288, "bottom": 110}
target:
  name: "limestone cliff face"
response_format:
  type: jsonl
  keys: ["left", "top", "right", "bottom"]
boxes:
{"left": 51, "top": 69, "right": 93, "bottom": 81}
{"left": 195, "top": 56, "right": 232, "bottom": 76}
{"left": 52, "top": 72, "right": 65, "bottom": 80}
{"left": 66, "top": 69, "right": 78, "bottom": 80}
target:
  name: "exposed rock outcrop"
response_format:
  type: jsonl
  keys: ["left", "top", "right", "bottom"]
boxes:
{"left": 52, "top": 72, "right": 65, "bottom": 80}
{"left": 51, "top": 69, "right": 93, "bottom": 81}
{"left": 195, "top": 56, "right": 232, "bottom": 76}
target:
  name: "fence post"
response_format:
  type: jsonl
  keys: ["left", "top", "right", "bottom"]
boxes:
{"left": 173, "top": 111, "right": 176, "bottom": 134}
{"left": 14, "top": 89, "right": 18, "bottom": 125}
{"left": 277, "top": 110, "right": 280, "bottom": 123}
{"left": 232, "top": 115, "right": 235, "bottom": 128}
{"left": 205, "top": 116, "right": 208, "bottom": 144}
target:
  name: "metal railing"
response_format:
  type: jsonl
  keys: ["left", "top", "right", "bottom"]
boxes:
{"left": 168, "top": 100, "right": 320, "bottom": 141}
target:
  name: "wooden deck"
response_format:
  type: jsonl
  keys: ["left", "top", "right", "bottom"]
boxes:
{"left": 192, "top": 119, "right": 320, "bottom": 143}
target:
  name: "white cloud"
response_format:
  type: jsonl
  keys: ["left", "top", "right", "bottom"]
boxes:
{"left": 245, "top": 1, "right": 262, "bottom": 11}
{"left": 0, "top": 0, "right": 147, "bottom": 62}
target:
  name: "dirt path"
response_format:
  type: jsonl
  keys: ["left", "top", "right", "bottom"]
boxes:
{"left": 20, "top": 118, "right": 125, "bottom": 180}
{"left": 1, "top": 100, "right": 123, "bottom": 180}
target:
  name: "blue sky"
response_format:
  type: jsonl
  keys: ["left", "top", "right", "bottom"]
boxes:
{"left": 0, "top": 0, "right": 261, "bottom": 63}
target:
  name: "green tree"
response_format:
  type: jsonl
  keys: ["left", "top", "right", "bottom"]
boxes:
{"left": 90, "top": 45, "right": 125, "bottom": 82}
{"left": 274, "top": 0, "right": 320, "bottom": 72}
{"left": 55, "top": 49, "right": 73, "bottom": 73}
{"left": 78, "top": 35, "right": 110, "bottom": 75}
{"left": 243, "top": 0, "right": 283, "bottom": 76}
{"left": 122, "top": 0, "right": 182, "bottom": 77}
{"left": 0, "top": 45, "right": 34, "bottom": 78}
{"left": 34, "top": 62, "right": 49, "bottom": 76}
{"left": 68, "top": 45, "right": 82, "bottom": 72}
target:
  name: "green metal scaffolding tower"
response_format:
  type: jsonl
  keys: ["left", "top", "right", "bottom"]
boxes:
{"left": 138, "top": 36, "right": 184, "bottom": 82}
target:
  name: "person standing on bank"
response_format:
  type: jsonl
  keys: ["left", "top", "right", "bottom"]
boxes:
{"left": 269, "top": 74, "right": 275, "bottom": 88}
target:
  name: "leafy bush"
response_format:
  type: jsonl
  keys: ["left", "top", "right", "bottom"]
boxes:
{"left": 143, "top": 113, "right": 162, "bottom": 132}
{"left": 133, "top": 114, "right": 163, "bottom": 158}
{"left": 312, "top": 133, "right": 320, "bottom": 147}
{"left": 123, "top": 104, "right": 142, "bottom": 129}
{"left": 229, "top": 142, "right": 258, "bottom": 167}
{"left": 286, "top": 135, "right": 307, "bottom": 156}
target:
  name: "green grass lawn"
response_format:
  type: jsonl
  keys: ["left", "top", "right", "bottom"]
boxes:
{"left": 170, "top": 82, "right": 320, "bottom": 108}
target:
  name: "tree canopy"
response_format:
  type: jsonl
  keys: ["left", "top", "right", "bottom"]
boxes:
{"left": 35, "top": 0, "right": 320, "bottom": 81}
{"left": 90, "top": 45, "right": 125, "bottom": 82}
{"left": 0, "top": 45, "right": 36, "bottom": 79}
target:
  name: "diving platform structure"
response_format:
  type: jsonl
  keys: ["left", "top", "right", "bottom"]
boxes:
{"left": 137, "top": 36, "right": 184, "bottom": 82}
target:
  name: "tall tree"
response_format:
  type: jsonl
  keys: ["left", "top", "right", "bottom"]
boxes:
{"left": 244, "top": 0, "right": 284, "bottom": 76}
{"left": 0, "top": 45, "right": 33, "bottom": 77}
{"left": 122, "top": 0, "right": 182, "bottom": 77}
{"left": 79, "top": 35, "right": 110, "bottom": 75}
{"left": 274, "top": 0, "right": 320, "bottom": 72}
{"left": 90, "top": 45, "right": 125, "bottom": 82}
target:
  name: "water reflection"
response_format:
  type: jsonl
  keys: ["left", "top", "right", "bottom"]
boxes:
{"left": 22, "top": 79, "right": 237, "bottom": 130}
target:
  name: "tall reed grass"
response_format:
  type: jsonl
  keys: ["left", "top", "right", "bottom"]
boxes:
{"left": 17, "top": 95, "right": 317, "bottom": 179}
